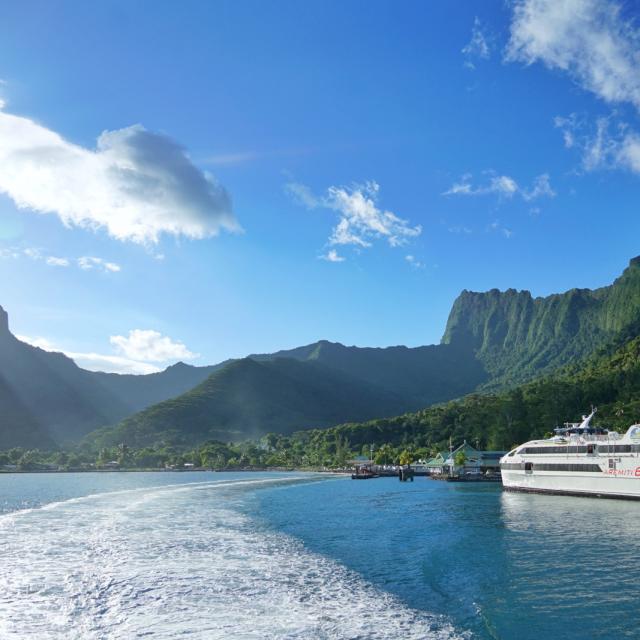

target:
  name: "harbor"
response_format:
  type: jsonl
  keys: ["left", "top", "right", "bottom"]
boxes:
{"left": 350, "top": 441, "right": 506, "bottom": 482}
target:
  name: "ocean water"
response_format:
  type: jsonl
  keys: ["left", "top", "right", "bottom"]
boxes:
{"left": 0, "top": 473, "right": 639, "bottom": 639}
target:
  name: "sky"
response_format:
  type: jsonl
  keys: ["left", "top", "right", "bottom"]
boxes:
{"left": 1, "top": 0, "right": 640, "bottom": 373}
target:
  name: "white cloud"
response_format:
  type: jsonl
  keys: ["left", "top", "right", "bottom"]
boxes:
{"left": 0, "top": 110, "right": 239, "bottom": 244}
{"left": 16, "top": 334, "right": 56, "bottom": 351}
{"left": 17, "top": 329, "right": 198, "bottom": 374}
{"left": 15, "top": 334, "right": 162, "bottom": 375}
{"left": 405, "top": 254, "right": 425, "bottom": 269}
{"left": 522, "top": 173, "right": 556, "bottom": 200}
{"left": 206, "top": 147, "right": 309, "bottom": 167}
{"left": 0, "top": 245, "right": 119, "bottom": 271}
{"left": 319, "top": 249, "right": 345, "bottom": 263}
{"left": 444, "top": 173, "right": 518, "bottom": 197}
{"left": 617, "top": 132, "right": 640, "bottom": 172}
{"left": 462, "top": 17, "right": 491, "bottom": 68}
{"left": 448, "top": 225, "right": 472, "bottom": 234}
{"left": 489, "top": 175, "right": 519, "bottom": 197}
{"left": 287, "top": 180, "right": 421, "bottom": 255}
{"left": 78, "top": 256, "right": 121, "bottom": 273}
{"left": 583, "top": 117, "right": 618, "bottom": 170}
{"left": 68, "top": 353, "right": 161, "bottom": 375}
{"left": 444, "top": 172, "right": 554, "bottom": 200}
{"left": 110, "top": 329, "right": 198, "bottom": 363}
{"left": 507, "top": 0, "right": 640, "bottom": 111}
{"left": 284, "top": 181, "right": 320, "bottom": 209}
{"left": 554, "top": 114, "right": 578, "bottom": 148}
{"left": 489, "top": 221, "right": 514, "bottom": 238}
{"left": 553, "top": 112, "right": 640, "bottom": 173}
{"left": 45, "top": 256, "right": 69, "bottom": 267}
{"left": 509, "top": 3, "right": 640, "bottom": 179}
{"left": 325, "top": 181, "right": 421, "bottom": 248}
{"left": 23, "top": 247, "right": 42, "bottom": 260}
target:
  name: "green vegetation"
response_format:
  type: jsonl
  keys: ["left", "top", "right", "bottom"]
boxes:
{"left": 9, "top": 323, "right": 640, "bottom": 473}
{"left": 0, "top": 305, "right": 220, "bottom": 447}
{"left": 93, "top": 256, "right": 640, "bottom": 450}
{"left": 284, "top": 328, "right": 640, "bottom": 459}
{"left": 86, "top": 357, "right": 416, "bottom": 449}
{"left": 454, "top": 450, "right": 467, "bottom": 467}
{"left": 443, "top": 256, "right": 640, "bottom": 389}
{"left": 5, "top": 257, "right": 640, "bottom": 454}
{"left": 0, "top": 328, "right": 635, "bottom": 474}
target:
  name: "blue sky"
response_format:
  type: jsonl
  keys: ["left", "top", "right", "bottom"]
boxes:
{"left": 1, "top": 0, "right": 640, "bottom": 373}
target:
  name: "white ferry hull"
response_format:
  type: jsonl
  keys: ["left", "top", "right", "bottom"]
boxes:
{"left": 502, "top": 469, "right": 640, "bottom": 500}
{"left": 500, "top": 416, "right": 640, "bottom": 500}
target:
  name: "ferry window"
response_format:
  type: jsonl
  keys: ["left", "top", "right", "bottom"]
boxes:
{"left": 525, "top": 462, "right": 533, "bottom": 471}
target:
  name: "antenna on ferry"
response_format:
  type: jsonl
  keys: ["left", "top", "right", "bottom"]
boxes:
{"left": 579, "top": 407, "right": 597, "bottom": 429}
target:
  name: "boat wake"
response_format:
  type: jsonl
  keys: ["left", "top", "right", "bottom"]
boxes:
{"left": 0, "top": 476, "right": 464, "bottom": 639}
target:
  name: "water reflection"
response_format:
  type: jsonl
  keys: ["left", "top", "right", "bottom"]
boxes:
{"left": 494, "top": 492, "right": 640, "bottom": 639}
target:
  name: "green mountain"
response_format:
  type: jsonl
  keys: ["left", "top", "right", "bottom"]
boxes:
{"left": 252, "top": 340, "right": 486, "bottom": 408}
{"left": 294, "top": 324, "right": 640, "bottom": 457}
{"left": 442, "top": 256, "right": 640, "bottom": 388}
{"left": 0, "top": 307, "right": 129, "bottom": 446}
{"left": 87, "top": 357, "right": 412, "bottom": 448}
{"left": 0, "top": 373, "right": 55, "bottom": 450}
{"left": 88, "top": 256, "right": 640, "bottom": 449}
{"left": 91, "top": 361, "right": 224, "bottom": 415}
{"left": 7, "top": 256, "right": 640, "bottom": 450}
{"left": 0, "top": 306, "right": 220, "bottom": 446}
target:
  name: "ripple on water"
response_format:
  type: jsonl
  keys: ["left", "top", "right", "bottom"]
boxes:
{"left": 0, "top": 477, "right": 466, "bottom": 640}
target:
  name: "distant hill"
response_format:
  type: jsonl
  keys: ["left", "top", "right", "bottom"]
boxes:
{"left": 87, "top": 357, "right": 413, "bottom": 448}
{"left": 0, "top": 373, "right": 55, "bottom": 450}
{"left": 91, "top": 361, "right": 225, "bottom": 415}
{"left": 0, "top": 306, "right": 219, "bottom": 447}
{"left": 251, "top": 340, "right": 486, "bottom": 408}
{"left": 297, "top": 322, "right": 640, "bottom": 455}
{"left": 6, "top": 256, "right": 640, "bottom": 450}
{"left": 94, "top": 256, "right": 640, "bottom": 449}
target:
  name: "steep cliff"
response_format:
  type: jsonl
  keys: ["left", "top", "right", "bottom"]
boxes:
{"left": 442, "top": 257, "right": 640, "bottom": 387}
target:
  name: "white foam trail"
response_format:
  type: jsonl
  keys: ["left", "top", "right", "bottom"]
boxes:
{"left": 0, "top": 475, "right": 324, "bottom": 523}
{"left": 0, "top": 477, "right": 464, "bottom": 639}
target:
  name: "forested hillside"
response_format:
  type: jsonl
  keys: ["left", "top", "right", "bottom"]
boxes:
{"left": 96, "top": 257, "right": 640, "bottom": 449}
{"left": 288, "top": 328, "right": 640, "bottom": 463}
{"left": 6, "top": 257, "right": 640, "bottom": 450}
{"left": 442, "top": 256, "right": 640, "bottom": 389}
{"left": 86, "top": 357, "right": 413, "bottom": 448}
{"left": 0, "top": 305, "right": 222, "bottom": 446}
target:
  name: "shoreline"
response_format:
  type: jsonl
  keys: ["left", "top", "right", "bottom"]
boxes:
{"left": 0, "top": 467, "right": 351, "bottom": 475}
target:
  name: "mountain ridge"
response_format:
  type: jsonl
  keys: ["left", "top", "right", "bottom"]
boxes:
{"left": 87, "top": 356, "right": 414, "bottom": 448}
{"left": 5, "top": 256, "right": 640, "bottom": 449}
{"left": 442, "top": 256, "right": 640, "bottom": 388}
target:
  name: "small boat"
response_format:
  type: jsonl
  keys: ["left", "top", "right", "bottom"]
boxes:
{"left": 351, "top": 465, "right": 378, "bottom": 479}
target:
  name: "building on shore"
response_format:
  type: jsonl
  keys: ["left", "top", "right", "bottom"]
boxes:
{"left": 428, "top": 441, "right": 506, "bottom": 477}
{"left": 425, "top": 451, "right": 448, "bottom": 475}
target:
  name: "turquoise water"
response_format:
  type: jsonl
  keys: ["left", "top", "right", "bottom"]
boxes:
{"left": 0, "top": 472, "right": 639, "bottom": 639}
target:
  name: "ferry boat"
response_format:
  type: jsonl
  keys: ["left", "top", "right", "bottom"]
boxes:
{"left": 500, "top": 409, "right": 640, "bottom": 500}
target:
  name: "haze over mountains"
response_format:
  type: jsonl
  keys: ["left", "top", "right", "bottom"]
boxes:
{"left": 0, "top": 308, "right": 219, "bottom": 448}
{"left": 3, "top": 257, "right": 640, "bottom": 449}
